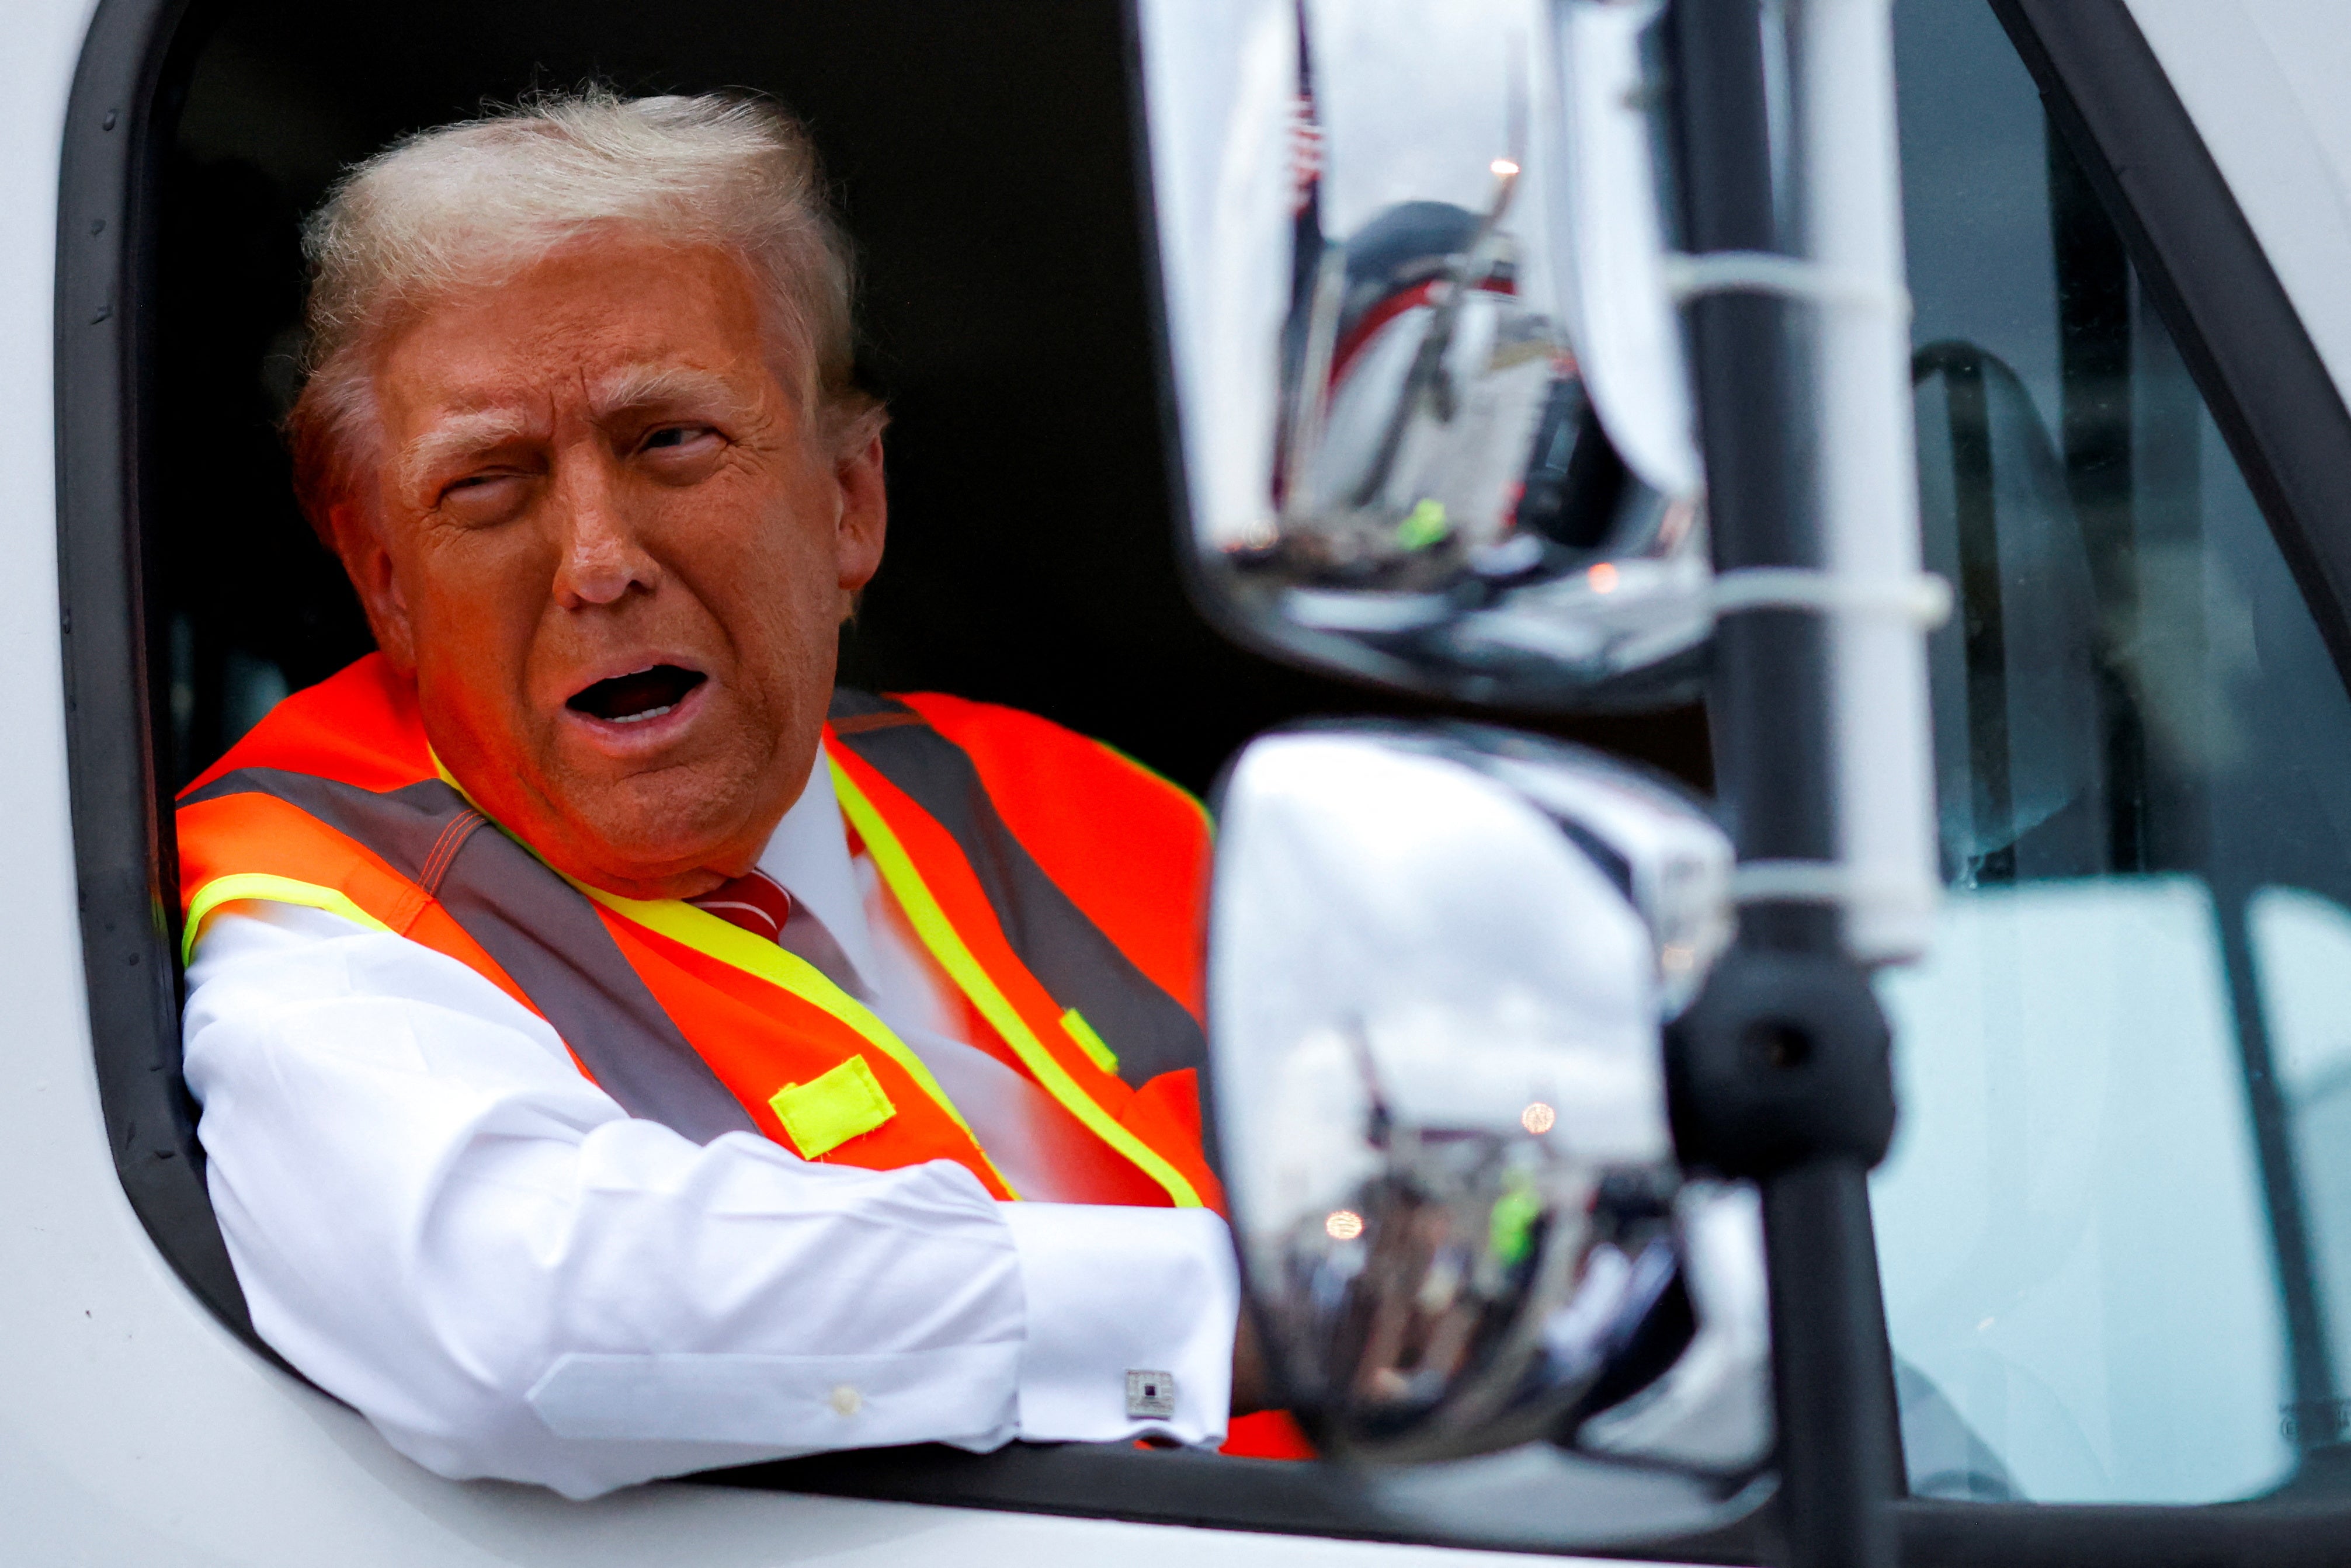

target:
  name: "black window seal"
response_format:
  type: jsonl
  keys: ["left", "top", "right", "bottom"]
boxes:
{"left": 55, "top": 0, "right": 2351, "bottom": 1559}
{"left": 57, "top": 0, "right": 270, "bottom": 1357}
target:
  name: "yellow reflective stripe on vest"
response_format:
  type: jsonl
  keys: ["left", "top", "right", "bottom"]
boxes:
{"left": 182, "top": 872, "right": 397, "bottom": 966}
{"left": 568, "top": 880, "right": 1019, "bottom": 1197}
{"left": 430, "top": 746, "right": 1013, "bottom": 1190}
{"left": 1060, "top": 1007, "right": 1120, "bottom": 1075}
{"left": 829, "top": 755, "right": 1206, "bottom": 1209}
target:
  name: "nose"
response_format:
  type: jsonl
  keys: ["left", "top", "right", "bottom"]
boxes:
{"left": 548, "top": 446, "right": 660, "bottom": 610}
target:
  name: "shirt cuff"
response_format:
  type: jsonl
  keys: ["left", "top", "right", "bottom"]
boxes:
{"left": 1000, "top": 1202, "right": 1238, "bottom": 1448}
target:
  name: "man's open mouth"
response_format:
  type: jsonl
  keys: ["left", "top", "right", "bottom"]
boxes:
{"left": 566, "top": 665, "right": 707, "bottom": 725}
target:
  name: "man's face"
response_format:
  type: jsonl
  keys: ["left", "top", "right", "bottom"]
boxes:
{"left": 339, "top": 235, "right": 884, "bottom": 900}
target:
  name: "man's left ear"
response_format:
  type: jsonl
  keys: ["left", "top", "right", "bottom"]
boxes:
{"left": 834, "top": 428, "right": 887, "bottom": 607}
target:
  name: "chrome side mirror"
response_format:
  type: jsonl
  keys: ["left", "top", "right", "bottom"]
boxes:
{"left": 1207, "top": 724, "right": 1767, "bottom": 1468}
{"left": 1137, "top": 0, "right": 1708, "bottom": 708}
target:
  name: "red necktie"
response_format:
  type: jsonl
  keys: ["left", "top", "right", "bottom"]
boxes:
{"left": 688, "top": 868, "right": 792, "bottom": 941}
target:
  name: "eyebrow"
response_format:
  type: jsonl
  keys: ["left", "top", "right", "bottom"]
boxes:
{"left": 588, "top": 364, "right": 749, "bottom": 422}
{"left": 393, "top": 366, "right": 758, "bottom": 499}
{"left": 395, "top": 408, "right": 541, "bottom": 500}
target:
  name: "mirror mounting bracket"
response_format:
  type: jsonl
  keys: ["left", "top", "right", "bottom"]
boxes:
{"left": 1664, "top": 945, "right": 1897, "bottom": 1181}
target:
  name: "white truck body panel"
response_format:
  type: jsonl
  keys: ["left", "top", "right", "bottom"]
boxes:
{"left": 2128, "top": 0, "right": 2351, "bottom": 413}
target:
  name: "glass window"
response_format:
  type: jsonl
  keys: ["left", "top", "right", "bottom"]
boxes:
{"left": 1873, "top": 0, "right": 2351, "bottom": 1506}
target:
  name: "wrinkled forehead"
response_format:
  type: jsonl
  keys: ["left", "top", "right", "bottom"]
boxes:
{"left": 364, "top": 244, "right": 797, "bottom": 501}
{"left": 373, "top": 239, "right": 787, "bottom": 427}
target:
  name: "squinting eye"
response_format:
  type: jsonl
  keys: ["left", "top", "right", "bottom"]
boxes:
{"left": 433, "top": 470, "right": 530, "bottom": 526}
{"left": 642, "top": 426, "right": 706, "bottom": 451}
{"left": 438, "top": 472, "right": 513, "bottom": 505}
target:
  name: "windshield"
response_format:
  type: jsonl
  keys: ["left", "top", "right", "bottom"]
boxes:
{"left": 1872, "top": 0, "right": 2351, "bottom": 1505}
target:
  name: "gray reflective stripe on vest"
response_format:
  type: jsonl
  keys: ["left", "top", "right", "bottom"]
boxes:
{"left": 181, "top": 768, "right": 759, "bottom": 1145}
{"left": 827, "top": 690, "right": 1209, "bottom": 1089}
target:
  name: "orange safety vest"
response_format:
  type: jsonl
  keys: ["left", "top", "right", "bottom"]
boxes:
{"left": 175, "top": 654, "right": 1317, "bottom": 1459}
{"left": 175, "top": 653, "right": 1221, "bottom": 1210}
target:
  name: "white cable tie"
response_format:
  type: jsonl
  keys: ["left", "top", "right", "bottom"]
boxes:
{"left": 1730, "top": 860, "right": 1941, "bottom": 910}
{"left": 1710, "top": 568, "right": 1952, "bottom": 628}
{"left": 1661, "top": 250, "right": 1912, "bottom": 318}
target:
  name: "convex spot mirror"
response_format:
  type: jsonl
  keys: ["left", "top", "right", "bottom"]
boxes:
{"left": 1207, "top": 724, "right": 1770, "bottom": 1470}
{"left": 1138, "top": 0, "right": 1708, "bottom": 708}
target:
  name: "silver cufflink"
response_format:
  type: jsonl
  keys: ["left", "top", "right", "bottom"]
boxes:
{"left": 1125, "top": 1368, "right": 1176, "bottom": 1420}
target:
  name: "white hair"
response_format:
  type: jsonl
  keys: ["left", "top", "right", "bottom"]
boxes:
{"left": 286, "top": 88, "right": 877, "bottom": 536}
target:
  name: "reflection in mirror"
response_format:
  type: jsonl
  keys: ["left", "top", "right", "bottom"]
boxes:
{"left": 1207, "top": 724, "right": 1768, "bottom": 1471}
{"left": 1137, "top": 0, "right": 1709, "bottom": 708}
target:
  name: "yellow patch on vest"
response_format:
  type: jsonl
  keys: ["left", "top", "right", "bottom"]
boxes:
{"left": 770, "top": 1054, "right": 897, "bottom": 1159}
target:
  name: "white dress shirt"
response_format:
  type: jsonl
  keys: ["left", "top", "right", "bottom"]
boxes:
{"left": 181, "top": 745, "right": 1238, "bottom": 1499}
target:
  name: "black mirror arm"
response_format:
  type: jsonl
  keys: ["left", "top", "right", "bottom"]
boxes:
{"left": 1668, "top": 4, "right": 1905, "bottom": 1568}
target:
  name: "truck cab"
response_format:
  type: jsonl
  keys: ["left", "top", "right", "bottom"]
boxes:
{"left": 14, "top": 1, "right": 2351, "bottom": 1563}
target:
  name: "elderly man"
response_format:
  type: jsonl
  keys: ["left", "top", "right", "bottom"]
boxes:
{"left": 175, "top": 91, "right": 1280, "bottom": 1498}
